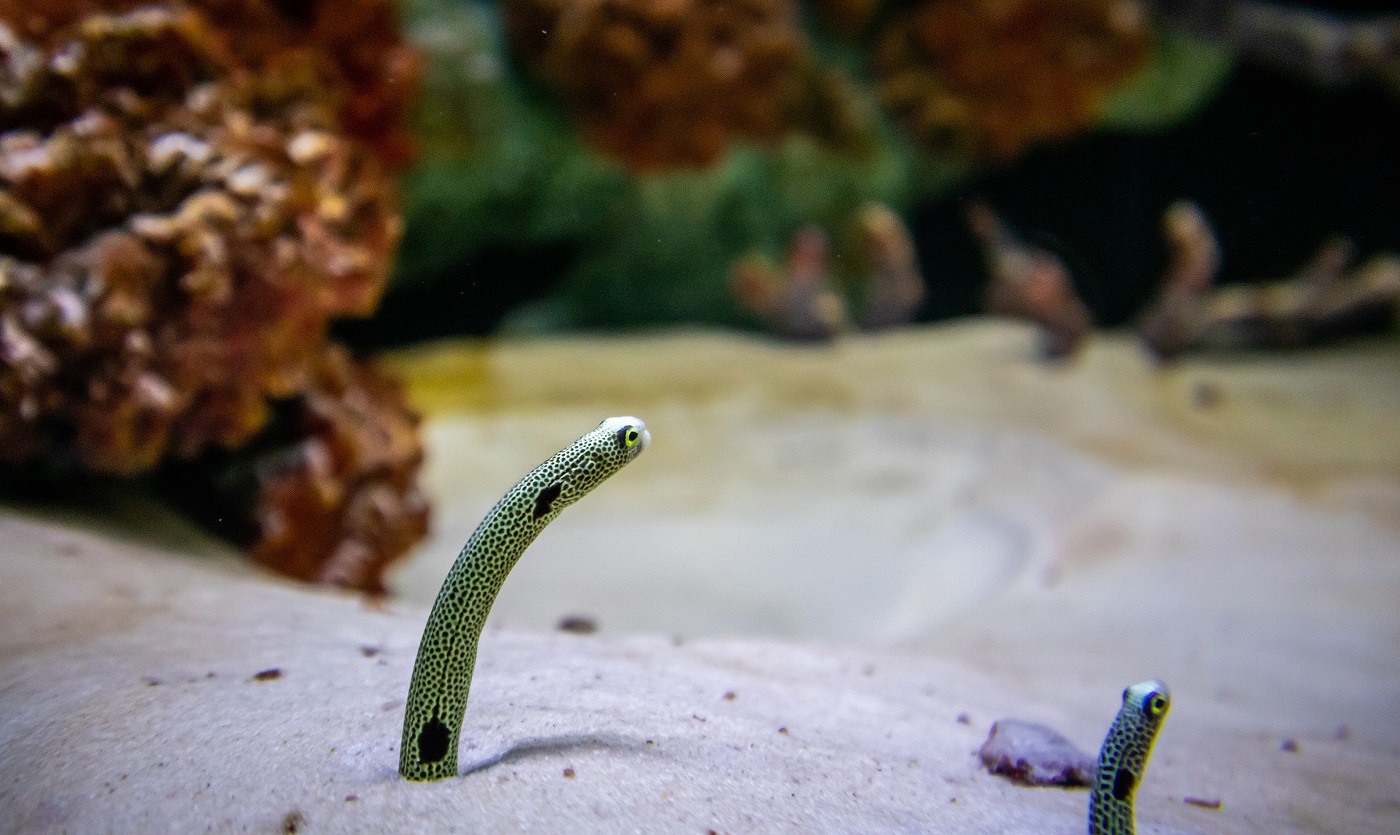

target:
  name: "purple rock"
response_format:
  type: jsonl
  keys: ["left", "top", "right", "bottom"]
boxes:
{"left": 978, "top": 718, "right": 1096, "bottom": 787}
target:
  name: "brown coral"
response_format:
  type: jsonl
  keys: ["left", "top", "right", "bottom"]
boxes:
{"left": 0, "top": 3, "right": 428, "bottom": 592}
{"left": 856, "top": 203, "right": 925, "bottom": 331}
{"left": 1140, "top": 216, "right": 1400, "bottom": 362}
{"left": 1137, "top": 199, "right": 1220, "bottom": 359}
{"left": 730, "top": 225, "right": 849, "bottom": 341}
{"left": 249, "top": 345, "right": 429, "bottom": 595}
{"left": 731, "top": 204, "right": 926, "bottom": 340}
{"left": 0, "top": 0, "right": 421, "bottom": 167}
{"left": 873, "top": 0, "right": 1149, "bottom": 160}
{"left": 503, "top": 0, "right": 815, "bottom": 170}
{"left": 967, "top": 200, "right": 1093, "bottom": 359}
{"left": 0, "top": 7, "right": 399, "bottom": 469}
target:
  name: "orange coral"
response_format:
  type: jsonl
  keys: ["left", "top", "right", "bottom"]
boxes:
{"left": 0, "top": 0, "right": 421, "bottom": 168}
{"left": 873, "top": 0, "right": 1149, "bottom": 160}
{"left": 0, "top": 7, "right": 400, "bottom": 469}
{"left": 503, "top": 0, "right": 812, "bottom": 170}
{"left": 0, "top": 3, "right": 428, "bottom": 591}
{"left": 250, "top": 345, "right": 429, "bottom": 594}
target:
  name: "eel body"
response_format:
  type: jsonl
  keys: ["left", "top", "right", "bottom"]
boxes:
{"left": 399, "top": 416, "right": 650, "bottom": 781}
{"left": 1089, "top": 679, "right": 1171, "bottom": 835}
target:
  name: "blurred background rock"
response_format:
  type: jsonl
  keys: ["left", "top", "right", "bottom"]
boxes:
{"left": 356, "top": 0, "right": 1397, "bottom": 345}
{"left": 2, "top": 0, "right": 1397, "bottom": 591}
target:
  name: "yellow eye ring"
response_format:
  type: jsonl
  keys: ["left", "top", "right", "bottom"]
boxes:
{"left": 1147, "top": 694, "right": 1167, "bottom": 715}
{"left": 617, "top": 426, "right": 640, "bottom": 447}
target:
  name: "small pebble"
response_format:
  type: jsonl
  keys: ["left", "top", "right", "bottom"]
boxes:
{"left": 1192, "top": 380, "right": 1223, "bottom": 408}
{"left": 1184, "top": 796, "right": 1223, "bottom": 810}
{"left": 281, "top": 811, "right": 304, "bottom": 834}
{"left": 978, "top": 718, "right": 1096, "bottom": 787}
{"left": 562, "top": 767, "right": 576, "bottom": 779}
{"left": 556, "top": 614, "right": 597, "bottom": 634}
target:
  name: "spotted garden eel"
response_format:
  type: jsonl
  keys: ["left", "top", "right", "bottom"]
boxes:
{"left": 399, "top": 416, "right": 650, "bottom": 781}
{"left": 1089, "top": 680, "right": 1171, "bottom": 835}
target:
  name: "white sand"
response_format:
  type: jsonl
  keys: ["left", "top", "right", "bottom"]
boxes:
{"left": 3, "top": 322, "right": 1398, "bottom": 833}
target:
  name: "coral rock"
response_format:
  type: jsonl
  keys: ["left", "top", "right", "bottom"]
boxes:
{"left": 249, "top": 345, "right": 429, "bottom": 595}
{"left": 857, "top": 203, "right": 926, "bottom": 331}
{"left": 0, "top": 2, "right": 428, "bottom": 591}
{"left": 967, "top": 201, "right": 1093, "bottom": 359}
{"left": 733, "top": 204, "right": 927, "bottom": 340}
{"left": 0, "top": 4, "right": 403, "bottom": 471}
{"left": 731, "top": 225, "right": 850, "bottom": 341}
{"left": 1141, "top": 202, "right": 1400, "bottom": 361}
{"left": 503, "top": 0, "right": 813, "bottom": 170}
{"left": 873, "top": 0, "right": 1149, "bottom": 160}
{"left": 0, "top": 0, "right": 421, "bottom": 169}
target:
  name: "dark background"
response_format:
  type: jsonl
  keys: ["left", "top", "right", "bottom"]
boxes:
{"left": 921, "top": 60, "right": 1400, "bottom": 328}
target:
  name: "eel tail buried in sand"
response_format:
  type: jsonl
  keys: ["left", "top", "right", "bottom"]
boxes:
{"left": 399, "top": 417, "right": 650, "bottom": 781}
{"left": 1089, "top": 680, "right": 1170, "bottom": 835}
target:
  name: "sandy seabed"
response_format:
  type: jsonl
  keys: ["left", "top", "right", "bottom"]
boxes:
{"left": 3, "top": 322, "right": 1399, "bottom": 833}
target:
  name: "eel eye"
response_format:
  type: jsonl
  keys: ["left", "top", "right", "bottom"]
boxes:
{"left": 617, "top": 426, "right": 640, "bottom": 448}
{"left": 1146, "top": 693, "right": 1167, "bottom": 716}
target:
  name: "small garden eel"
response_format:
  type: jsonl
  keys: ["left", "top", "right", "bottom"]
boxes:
{"left": 399, "top": 416, "right": 650, "bottom": 781}
{"left": 1090, "top": 680, "right": 1171, "bottom": 835}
